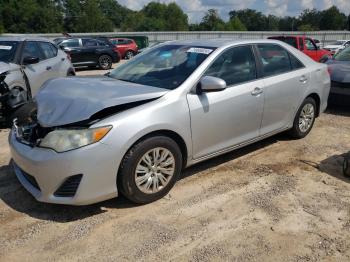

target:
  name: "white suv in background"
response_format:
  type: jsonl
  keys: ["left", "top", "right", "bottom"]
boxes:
{"left": 0, "top": 37, "right": 74, "bottom": 126}
{"left": 324, "top": 40, "right": 350, "bottom": 55}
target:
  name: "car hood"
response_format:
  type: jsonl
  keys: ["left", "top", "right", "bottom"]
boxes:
{"left": 326, "top": 60, "right": 350, "bottom": 83}
{"left": 36, "top": 76, "right": 169, "bottom": 127}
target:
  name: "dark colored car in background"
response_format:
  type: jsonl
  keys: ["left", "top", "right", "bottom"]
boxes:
{"left": 109, "top": 38, "right": 138, "bottom": 59}
{"left": 325, "top": 46, "right": 350, "bottom": 105}
{"left": 55, "top": 38, "right": 120, "bottom": 69}
{"left": 268, "top": 35, "right": 331, "bottom": 62}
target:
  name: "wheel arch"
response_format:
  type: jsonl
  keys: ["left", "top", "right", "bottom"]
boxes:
{"left": 305, "top": 93, "right": 321, "bottom": 117}
{"left": 120, "top": 129, "right": 188, "bottom": 171}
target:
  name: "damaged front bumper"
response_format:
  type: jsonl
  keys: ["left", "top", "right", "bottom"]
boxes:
{"left": 9, "top": 128, "right": 119, "bottom": 205}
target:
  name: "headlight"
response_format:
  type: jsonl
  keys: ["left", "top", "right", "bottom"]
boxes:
{"left": 39, "top": 126, "right": 112, "bottom": 152}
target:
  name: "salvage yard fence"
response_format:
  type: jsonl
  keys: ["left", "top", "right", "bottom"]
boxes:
{"left": 3, "top": 31, "right": 350, "bottom": 45}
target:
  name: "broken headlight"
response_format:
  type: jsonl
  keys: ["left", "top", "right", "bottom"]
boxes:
{"left": 39, "top": 126, "right": 112, "bottom": 152}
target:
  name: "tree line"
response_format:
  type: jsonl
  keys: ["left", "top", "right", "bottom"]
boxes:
{"left": 0, "top": 0, "right": 349, "bottom": 33}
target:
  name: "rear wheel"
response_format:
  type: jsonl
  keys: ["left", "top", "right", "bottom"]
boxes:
{"left": 125, "top": 51, "right": 134, "bottom": 60}
{"left": 289, "top": 97, "right": 316, "bottom": 138}
{"left": 118, "top": 136, "right": 182, "bottom": 204}
{"left": 98, "top": 55, "right": 112, "bottom": 70}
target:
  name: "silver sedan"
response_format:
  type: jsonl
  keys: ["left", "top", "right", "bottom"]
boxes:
{"left": 9, "top": 39, "right": 330, "bottom": 205}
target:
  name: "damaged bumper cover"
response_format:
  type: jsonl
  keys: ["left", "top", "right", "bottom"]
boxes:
{"left": 9, "top": 128, "right": 120, "bottom": 205}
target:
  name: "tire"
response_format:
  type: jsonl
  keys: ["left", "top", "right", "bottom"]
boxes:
{"left": 98, "top": 55, "right": 112, "bottom": 70}
{"left": 344, "top": 156, "right": 350, "bottom": 178}
{"left": 118, "top": 136, "right": 183, "bottom": 204}
{"left": 125, "top": 51, "right": 134, "bottom": 60}
{"left": 289, "top": 97, "right": 316, "bottom": 139}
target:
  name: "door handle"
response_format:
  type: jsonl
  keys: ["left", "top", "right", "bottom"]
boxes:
{"left": 46, "top": 66, "right": 52, "bottom": 71}
{"left": 251, "top": 87, "right": 263, "bottom": 96}
{"left": 299, "top": 75, "right": 308, "bottom": 83}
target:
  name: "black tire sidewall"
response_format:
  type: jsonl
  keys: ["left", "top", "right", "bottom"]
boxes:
{"left": 118, "top": 136, "right": 182, "bottom": 204}
{"left": 99, "top": 55, "right": 112, "bottom": 69}
{"left": 344, "top": 156, "right": 350, "bottom": 177}
{"left": 290, "top": 98, "right": 316, "bottom": 138}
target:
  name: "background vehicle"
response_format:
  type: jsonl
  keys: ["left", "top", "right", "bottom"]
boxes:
{"left": 325, "top": 46, "right": 350, "bottom": 105}
{"left": 268, "top": 35, "right": 332, "bottom": 62}
{"left": 0, "top": 37, "right": 74, "bottom": 126}
{"left": 344, "top": 154, "right": 350, "bottom": 177}
{"left": 137, "top": 41, "right": 163, "bottom": 54}
{"left": 109, "top": 38, "right": 138, "bottom": 59}
{"left": 57, "top": 38, "right": 120, "bottom": 69}
{"left": 324, "top": 40, "right": 350, "bottom": 55}
{"left": 10, "top": 39, "right": 330, "bottom": 205}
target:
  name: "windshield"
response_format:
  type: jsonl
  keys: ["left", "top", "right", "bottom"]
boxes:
{"left": 0, "top": 41, "right": 19, "bottom": 63}
{"left": 109, "top": 44, "right": 215, "bottom": 90}
{"left": 334, "top": 46, "right": 350, "bottom": 61}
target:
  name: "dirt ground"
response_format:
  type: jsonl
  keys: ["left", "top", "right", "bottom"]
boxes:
{"left": 1, "top": 66, "right": 350, "bottom": 261}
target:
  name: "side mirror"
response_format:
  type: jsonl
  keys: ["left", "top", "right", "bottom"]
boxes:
{"left": 23, "top": 56, "right": 39, "bottom": 65}
{"left": 198, "top": 76, "right": 226, "bottom": 93}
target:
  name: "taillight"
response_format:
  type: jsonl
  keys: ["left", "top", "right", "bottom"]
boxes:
{"left": 113, "top": 46, "right": 119, "bottom": 53}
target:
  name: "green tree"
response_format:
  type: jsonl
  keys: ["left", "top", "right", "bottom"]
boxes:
{"left": 297, "top": 9, "right": 321, "bottom": 30}
{"left": 199, "top": 9, "right": 226, "bottom": 31}
{"left": 229, "top": 9, "right": 267, "bottom": 31}
{"left": 1, "top": 0, "right": 63, "bottom": 33}
{"left": 278, "top": 16, "right": 297, "bottom": 31}
{"left": 164, "top": 3, "right": 188, "bottom": 31}
{"left": 226, "top": 16, "right": 246, "bottom": 31}
{"left": 74, "top": 0, "right": 113, "bottom": 32}
{"left": 298, "top": 24, "right": 315, "bottom": 31}
{"left": 99, "top": 0, "right": 131, "bottom": 29}
{"left": 319, "top": 6, "right": 347, "bottom": 30}
{"left": 266, "top": 15, "right": 279, "bottom": 31}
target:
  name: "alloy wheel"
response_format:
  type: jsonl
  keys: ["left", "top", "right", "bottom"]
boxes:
{"left": 299, "top": 103, "right": 315, "bottom": 133}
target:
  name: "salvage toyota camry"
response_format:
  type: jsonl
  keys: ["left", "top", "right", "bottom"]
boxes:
{"left": 9, "top": 40, "right": 330, "bottom": 205}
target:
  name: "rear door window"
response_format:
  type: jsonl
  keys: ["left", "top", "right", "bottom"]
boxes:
{"left": 38, "top": 42, "right": 57, "bottom": 59}
{"left": 205, "top": 45, "right": 257, "bottom": 86}
{"left": 257, "top": 44, "right": 292, "bottom": 77}
{"left": 82, "top": 39, "right": 98, "bottom": 47}
{"left": 305, "top": 39, "right": 317, "bottom": 50}
{"left": 22, "top": 41, "right": 44, "bottom": 61}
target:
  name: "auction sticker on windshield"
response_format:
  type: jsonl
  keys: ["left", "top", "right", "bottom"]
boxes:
{"left": 187, "top": 47, "right": 213, "bottom": 55}
{"left": 0, "top": 45, "right": 12, "bottom": 50}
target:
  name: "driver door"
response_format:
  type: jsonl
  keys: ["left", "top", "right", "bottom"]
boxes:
{"left": 21, "top": 41, "right": 53, "bottom": 95}
{"left": 187, "top": 45, "right": 265, "bottom": 159}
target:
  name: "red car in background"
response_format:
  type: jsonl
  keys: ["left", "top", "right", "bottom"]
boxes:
{"left": 109, "top": 38, "right": 138, "bottom": 59}
{"left": 268, "top": 35, "right": 332, "bottom": 62}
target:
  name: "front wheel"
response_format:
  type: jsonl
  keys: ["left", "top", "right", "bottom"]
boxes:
{"left": 289, "top": 97, "right": 316, "bottom": 139}
{"left": 118, "top": 136, "right": 183, "bottom": 204}
{"left": 98, "top": 55, "right": 112, "bottom": 70}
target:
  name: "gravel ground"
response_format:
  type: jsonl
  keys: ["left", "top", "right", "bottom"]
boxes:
{"left": 0, "top": 66, "right": 350, "bottom": 261}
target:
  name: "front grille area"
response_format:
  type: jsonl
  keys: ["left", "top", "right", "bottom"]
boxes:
{"left": 54, "top": 174, "right": 83, "bottom": 197}
{"left": 331, "top": 81, "right": 350, "bottom": 89}
{"left": 22, "top": 170, "right": 41, "bottom": 191}
{"left": 15, "top": 123, "right": 52, "bottom": 147}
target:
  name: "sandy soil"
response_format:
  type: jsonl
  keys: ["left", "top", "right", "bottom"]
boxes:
{"left": 0, "top": 67, "right": 350, "bottom": 261}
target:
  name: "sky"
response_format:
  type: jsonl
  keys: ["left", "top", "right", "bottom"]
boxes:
{"left": 117, "top": 0, "right": 350, "bottom": 23}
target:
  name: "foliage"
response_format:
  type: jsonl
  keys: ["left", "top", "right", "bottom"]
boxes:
{"left": 0, "top": 1, "right": 348, "bottom": 33}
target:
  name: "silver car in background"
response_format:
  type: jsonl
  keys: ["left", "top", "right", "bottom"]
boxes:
{"left": 9, "top": 39, "right": 330, "bottom": 205}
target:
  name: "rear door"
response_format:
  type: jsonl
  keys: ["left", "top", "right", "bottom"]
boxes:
{"left": 187, "top": 45, "right": 265, "bottom": 159}
{"left": 37, "top": 41, "right": 62, "bottom": 79}
{"left": 256, "top": 43, "right": 308, "bottom": 135}
{"left": 21, "top": 41, "right": 53, "bottom": 94}
{"left": 81, "top": 39, "right": 99, "bottom": 63}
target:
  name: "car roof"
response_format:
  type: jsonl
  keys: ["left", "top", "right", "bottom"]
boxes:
{"left": 0, "top": 36, "right": 52, "bottom": 42}
{"left": 165, "top": 39, "right": 289, "bottom": 48}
